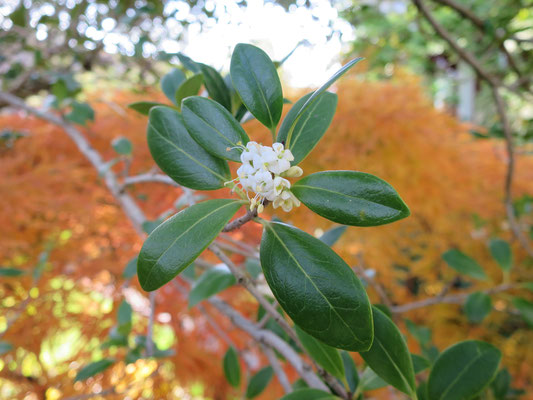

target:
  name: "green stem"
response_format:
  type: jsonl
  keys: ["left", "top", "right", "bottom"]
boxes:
{"left": 270, "top": 125, "right": 276, "bottom": 142}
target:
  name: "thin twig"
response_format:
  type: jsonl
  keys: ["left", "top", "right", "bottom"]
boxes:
{"left": 122, "top": 173, "right": 178, "bottom": 188}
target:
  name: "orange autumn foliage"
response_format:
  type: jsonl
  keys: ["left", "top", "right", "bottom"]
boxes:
{"left": 1, "top": 77, "right": 532, "bottom": 399}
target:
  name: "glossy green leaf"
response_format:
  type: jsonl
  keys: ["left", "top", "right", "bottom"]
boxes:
{"left": 230, "top": 43, "right": 283, "bottom": 129}
{"left": 188, "top": 265, "right": 236, "bottom": 308}
{"left": 0, "top": 341, "right": 13, "bottom": 355}
{"left": 360, "top": 306, "right": 416, "bottom": 396}
{"left": 75, "top": 359, "right": 115, "bottom": 382}
{"left": 341, "top": 351, "right": 359, "bottom": 393}
{"left": 0, "top": 267, "right": 25, "bottom": 277}
{"left": 491, "top": 368, "right": 511, "bottom": 400}
{"left": 138, "top": 199, "right": 244, "bottom": 291}
{"left": 246, "top": 366, "right": 273, "bottom": 398}
{"left": 161, "top": 69, "right": 186, "bottom": 104}
{"left": 411, "top": 354, "right": 431, "bottom": 374}
{"left": 117, "top": 300, "right": 133, "bottom": 336}
{"left": 277, "top": 92, "right": 337, "bottom": 164}
{"left": 175, "top": 73, "right": 204, "bottom": 111}
{"left": 283, "top": 58, "right": 362, "bottom": 147}
{"left": 292, "top": 171, "right": 410, "bottom": 227}
{"left": 360, "top": 367, "right": 387, "bottom": 391}
{"left": 147, "top": 106, "right": 230, "bottom": 190}
{"left": 128, "top": 101, "right": 167, "bottom": 115}
{"left": 260, "top": 221, "right": 373, "bottom": 351}
{"left": 112, "top": 136, "right": 132, "bottom": 155}
{"left": 280, "top": 389, "right": 339, "bottom": 400}
{"left": 428, "top": 340, "right": 501, "bottom": 400}
{"left": 199, "top": 63, "right": 232, "bottom": 111}
{"left": 512, "top": 297, "right": 533, "bottom": 327}
{"left": 122, "top": 256, "right": 138, "bottom": 279}
{"left": 223, "top": 346, "right": 241, "bottom": 388}
{"left": 464, "top": 292, "right": 492, "bottom": 323}
{"left": 442, "top": 249, "right": 487, "bottom": 280}
{"left": 489, "top": 239, "right": 512, "bottom": 272}
{"left": 182, "top": 96, "right": 249, "bottom": 162}
{"left": 295, "top": 326, "right": 345, "bottom": 380}
{"left": 417, "top": 381, "right": 429, "bottom": 400}
{"left": 319, "top": 225, "right": 347, "bottom": 247}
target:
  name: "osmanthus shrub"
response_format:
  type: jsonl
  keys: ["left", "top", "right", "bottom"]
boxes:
{"left": 133, "top": 44, "right": 503, "bottom": 399}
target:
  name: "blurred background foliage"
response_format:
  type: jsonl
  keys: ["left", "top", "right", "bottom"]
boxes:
{"left": 1, "top": 0, "right": 532, "bottom": 399}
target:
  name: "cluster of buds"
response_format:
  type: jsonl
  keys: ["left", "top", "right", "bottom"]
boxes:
{"left": 227, "top": 141, "right": 303, "bottom": 213}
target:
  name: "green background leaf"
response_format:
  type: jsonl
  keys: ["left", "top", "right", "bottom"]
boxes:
{"left": 246, "top": 366, "right": 273, "bottom": 398}
{"left": 138, "top": 199, "right": 243, "bottom": 291}
{"left": 0, "top": 267, "right": 25, "bottom": 277}
{"left": 75, "top": 359, "right": 115, "bottom": 382}
{"left": 464, "top": 292, "right": 492, "bottom": 323}
{"left": 112, "top": 136, "right": 132, "bottom": 155}
{"left": 489, "top": 239, "right": 512, "bottom": 272}
{"left": 428, "top": 340, "right": 502, "bottom": 400}
{"left": 188, "top": 265, "right": 236, "bottom": 308}
{"left": 260, "top": 221, "right": 373, "bottom": 351}
{"left": 223, "top": 346, "right": 241, "bottom": 388}
{"left": 341, "top": 351, "right": 359, "bottom": 393}
{"left": 318, "top": 225, "right": 347, "bottom": 247}
{"left": 292, "top": 171, "right": 410, "bottom": 226}
{"left": 279, "top": 388, "right": 339, "bottom": 400}
{"left": 442, "top": 249, "right": 487, "bottom": 280}
{"left": 128, "top": 101, "right": 167, "bottom": 115}
{"left": 161, "top": 69, "right": 186, "bottom": 104}
{"left": 175, "top": 73, "right": 203, "bottom": 110}
{"left": 199, "top": 63, "right": 232, "bottom": 111}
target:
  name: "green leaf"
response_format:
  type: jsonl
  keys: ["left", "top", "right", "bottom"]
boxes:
{"left": 292, "top": 171, "right": 410, "bottom": 227}
{"left": 0, "top": 267, "right": 25, "bottom": 277}
{"left": 175, "top": 74, "right": 204, "bottom": 111}
{"left": 412, "top": 354, "right": 431, "bottom": 374}
{"left": 405, "top": 319, "right": 432, "bottom": 347}
{"left": 188, "top": 265, "right": 236, "bottom": 308}
{"left": 341, "top": 351, "right": 359, "bottom": 393}
{"left": 117, "top": 300, "right": 133, "bottom": 336}
{"left": 280, "top": 389, "right": 339, "bottom": 400}
{"left": 123, "top": 256, "right": 138, "bottom": 279}
{"left": 128, "top": 101, "right": 167, "bottom": 116}
{"left": 112, "top": 136, "right": 133, "bottom": 155}
{"left": 283, "top": 58, "right": 363, "bottom": 147}
{"left": 223, "top": 346, "right": 241, "bottom": 388}
{"left": 295, "top": 326, "right": 345, "bottom": 380}
{"left": 417, "top": 381, "right": 429, "bottom": 400}
{"left": 428, "top": 340, "right": 501, "bottom": 400}
{"left": 491, "top": 368, "right": 511, "bottom": 400}
{"left": 230, "top": 43, "right": 283, "bottom": 129}
{"left": 442, "top": 249, "right": 487, "bottom": 281}
{"left": 319, "top": 226, "right": 347, "bottom": 247}
{"left": 147, "top": 106, "right": 230, "bottom": 190}
{"left": 246, "top": 366, "right": 273, "bottom": 398}
{"left": 277, "top": 92, "right": 337, "bottom": 164}
{"left": 360, "top": 367, "right": 387, "bottom": 391}
{"left": 182, "top": 96, "right": 249, "bottom": 162}
{"left": 161, "top": 69, "right": 186, "bottom": 104}
{"left": 199, "top": 63, "right": 232, "bottom": 111}
{"left": 512, "top": 297, "right": 533, "bottom": 327}
{"left": 260, "top": 221, "right": 373, "bottom": 351}
{"left": 75, "top": 359, "right": 115, "bottom": 382}
{"left": 65, "top": 102, "right": 94, "bottom": 126}
{"left": 464, "top": 292, "right": 492, "bottom": 323}
{"left": 10, "top": 5, "right": 26, "bottom": 27}
{"left": 489, "top": 239, "right": 512, "bottom": 272}
{"left": 177, "top": 53, "right": 201, "bottom": 73}
{"left": 245, "top": 258, "right": 262, "bottom": 279}
{"left": 138, "top": 199, "right": 244, "bottom": 291}
{"left": 0, "top": 341, "right": 13, "bottom": 355}
{"left": 360, "top": 306, "right": 416, "bottom": 396}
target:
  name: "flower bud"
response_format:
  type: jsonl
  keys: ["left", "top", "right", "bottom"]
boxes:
{"left": 281, "top": 166, "right": 303, "bottom": 178}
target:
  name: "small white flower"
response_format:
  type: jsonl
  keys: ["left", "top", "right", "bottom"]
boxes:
{"left": 272, "top": 189, "right": 301, "bottom": 212}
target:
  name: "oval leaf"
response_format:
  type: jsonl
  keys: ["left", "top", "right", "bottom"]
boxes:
{"left": 223, "top": 346, "right": 241, "bottom": 387}
{"left": 199, "top": 63, "right": 232, "bottom": 111}
{"left": 246, "top": 366, "right": 273, "bottom": 399}
{"left": 122, "top": 256, "right": 138, "bottom": 279}
{"left": 489, "top": 239, "right": 512, "bottom": 272}
{"left": 138, "top": 199, "right": 244, "bottom": 291}
{"left": 428, "top": 340, "right": 501, "bottom": 400}
{"left": 277, "top": 91, "right": 337, "bottom": 164}
{"left": 147, "top": 106, "right": 230, "bottom": 190}
{"left": 75, "top": 359, "right": 115, "bottom": 382}
{"left": 188, "top": 264, "right": 236, "bottom": 308}
{"left": 128, "top": 101, "right": 167, "bottom": 116}
{"left": 280, "top": 389, "right": 339, "bottom": 400}
{"left": 0, "top": 267, "right": 25, "bottom": 277}
{"left": 260, "top": 221, "right": 373, "bottom": 351}
{"left": 464, "top": 291, "right": 492, "bottom": 323}
{"left": 112, "top": 136, "right": 132, "bottom": 155}
{"left": 182, "top": 96, "right": 249, "bottom": 162}
{"left": 360, "top": 306, "right": 416, "bottom": 396}
{"left": 283, "top": 57, "right": 363, "bottom": 147}
{"left": 230, "top": 43, "right": 283, "bottom": 129}
{"left": 341, "top": 351, "right": 359, "bottom": 393}
{"left": 442, "top": 249, "right": 487, "bottom": 281}
{"left": 161, "top": 69, "right": 186, "bottom": 104}
{"left": 295, "top": 326, "right": 345, "bottom": 380}
{"left": 360, "top": 367, "right": 388, "bottom": 391}
{"left": 319, "top": 225, "right": 347, "bottom": 247}
{"left": 292, "top": 171, "right": 410, "bottom": 227}
{"left": 175, "top": 73, "right": 204, "bottom": 110}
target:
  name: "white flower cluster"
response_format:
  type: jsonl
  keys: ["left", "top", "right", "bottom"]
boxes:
{"left": 230, "top": 141, "right": 303, "bottom": 213}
